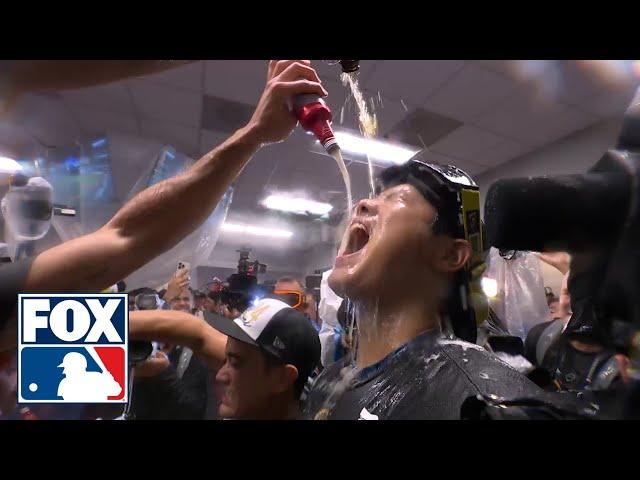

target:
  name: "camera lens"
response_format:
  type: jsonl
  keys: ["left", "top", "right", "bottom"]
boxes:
{"left": 129, "top": 340, "right": 153, "bottom": 364}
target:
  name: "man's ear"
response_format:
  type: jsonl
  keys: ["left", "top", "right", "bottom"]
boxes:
{"left": 434, "top": 238, "right": 472, "bottom": 273}
{"left": 272, "top": 364, "right": 298, "bottom": 395}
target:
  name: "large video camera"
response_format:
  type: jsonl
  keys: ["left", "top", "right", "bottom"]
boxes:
{"left": 210, "top": 248, "right": 268, "bottom": 313}
{"left": 484, "top": 87, "right": 640, "bottom": 357}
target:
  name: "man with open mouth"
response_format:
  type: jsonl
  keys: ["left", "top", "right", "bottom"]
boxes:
{"left": 304, "top": 152, "right": 543, "bottom": 420}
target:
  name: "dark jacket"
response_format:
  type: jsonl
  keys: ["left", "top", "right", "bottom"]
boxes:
{"left": 304, "top": 329, "right": 542, "bottom": 420}
{"left": 130, "top": 346, "right": 209, "bottom": 420}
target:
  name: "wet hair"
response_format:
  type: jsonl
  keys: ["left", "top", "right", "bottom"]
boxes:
{"left": 376, "top": 159, "right": 466, "bottom": 238}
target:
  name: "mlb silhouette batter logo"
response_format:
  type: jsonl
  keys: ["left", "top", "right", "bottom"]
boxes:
{"left": 18, "top": 294, "right": 128, "bottom": 403}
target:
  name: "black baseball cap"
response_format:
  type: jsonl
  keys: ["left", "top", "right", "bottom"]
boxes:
{"left": 205, "top": 298, "right": 320, "bottom": 386}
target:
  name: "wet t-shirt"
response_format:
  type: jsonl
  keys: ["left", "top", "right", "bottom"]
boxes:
{"left": 303, "top": 329, "right": 542, "bottom": 420}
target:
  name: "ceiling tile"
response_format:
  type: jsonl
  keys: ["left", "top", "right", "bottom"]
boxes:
{"left": 471, "top": 91, "right": 598, "bottom": 145}
{"left": 129, "top": 80, "right": 203, "bottom": 128}
{"left": 60, "top": 82, "right": 134, "bottom": 115}
{"left": 423, "top": 64, "right": 525, "bottom": 122}
{"left": 12, "top": 94, "right": 82, "bottom": 147}
{"left": 430, "top": 125, "right": 506, "bottom": 160}
{"left": 571, "top": 87, "right": 638, "bottom": 118}
{"left": 138, "top": 61, "right": 204, "bottom": 92}
{"left": 204, "top": 60, "right": 267, "bottom": 106}
{"left": 475, "top": 60, "right": 555, "bottom": 78}
{"left": 68, "top": 104, "right": 139, "bottom": 136}
{"left": 201, "top": 95, "right": 254, "bottom": 135}
{"left": 474, "top": 139, "right": 533, "bottom": 167}
{"left": 364, "top": 60, "right": 465, "bottom": 105}
{"left": 139, "top": 119, "right": 199, "bottom": 157}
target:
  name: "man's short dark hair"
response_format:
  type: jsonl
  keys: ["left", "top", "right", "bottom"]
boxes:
{"left": 262, "top": 350, "right": 308, "bottom": 400}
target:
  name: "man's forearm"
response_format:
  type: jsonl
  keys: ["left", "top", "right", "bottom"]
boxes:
{"left": 108, "top": 125, "right": 260, "bottom": 256}
{"left": 25, "top": 126, "right": 262, "bottom": 293}
{"left": 7, "top": 60, "right": 194, "bottom": 94}
{"left": 22, "top": 60, "right": 324, "bottom": 294}
{"left": 129, "top": 310, "right": 226, "bottom": 370}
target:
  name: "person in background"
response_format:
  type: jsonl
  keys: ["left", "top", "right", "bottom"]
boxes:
{"left": 273, "top": 277, "right": 321, "bottom": 331}
{"left": 129, "top": 298, "right": 320, "bottom": 419}
{"left": 317, "top": 269, "right": 346, "bottom": 368}
{"left": 159, "top": 268, "right": 190, "bottom": 305}
{"left": 526, "top": 252, "right": 630, "bottom": 392}
{"left": 192, "top": 290, "right": 207, "bottom": 315}
{"left": 544, "top": 287, "right": 561, "bottom": 321}
{"left": 129, "top": 283, "right": 209, "bottom": 420}
{"left": 304, "top": 291, "right": 321, "bottom": 332}
{"left": 168, "top": 287, "right": 192, "bottom": 313}
{"left": 273, "top": 277, "right": 306, "bottom": 312}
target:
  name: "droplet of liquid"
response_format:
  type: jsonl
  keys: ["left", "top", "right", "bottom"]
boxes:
{"left": 340, "top": 72, "right": 378, "bottom": 138}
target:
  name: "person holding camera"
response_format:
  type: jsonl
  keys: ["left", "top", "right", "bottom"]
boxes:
{"left": 525, "top": 252, "right": 631, "bottom": 393}
{"left": 0, "top": 60, "right": 327, "bottom": 352}
{"left": 127, "top": 277, "right": 209, "bottom": 420}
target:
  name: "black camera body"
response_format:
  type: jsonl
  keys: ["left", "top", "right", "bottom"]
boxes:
{"left": 209, "top": 249, "right": 268, "bottom": 313}
{"left": 236, "top": 248, "right": 267, "bottom": 276}
{"left": 128, "top": 292, "right": 159, "bottom": 364}
{"left": 485, "top": 89, "right": 640, "bottom": 354}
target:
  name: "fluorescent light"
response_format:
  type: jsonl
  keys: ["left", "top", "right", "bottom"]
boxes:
{"left": 481, "top": 277, "right": 498, "bottom": 299}
{"left": 221, "top": 222, "right": 293, "bottom": 239}
{"left": 333, "top": 131, "right": 419, "bottom": 165}
{"left": 91, "top": 138, "right": 106, "bottom": 148}
{"left": 262, "top": 194, "right": 333, "bottom": 216}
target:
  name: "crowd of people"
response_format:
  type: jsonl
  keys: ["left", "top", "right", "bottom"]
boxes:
{"left": 0, "top": 60, "right": 637, "bottom": 420}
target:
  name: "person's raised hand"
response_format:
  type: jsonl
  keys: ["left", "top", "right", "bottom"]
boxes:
{"left": 537, "top": 251, "right": 571, "bottom": 275}
{"left": 165, "top": 269, "right": 190, "bottom": 301}
{"left": 246, "top": 60, "right": 327, "bottom": 146}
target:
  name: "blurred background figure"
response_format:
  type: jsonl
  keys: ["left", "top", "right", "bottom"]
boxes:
{"left": 525, "top": 252, "right": 631, "bottom": 392}
{"left": 126, "top": 271, "right": 209, "bottom": 420}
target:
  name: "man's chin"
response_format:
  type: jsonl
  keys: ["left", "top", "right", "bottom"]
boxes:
{"left": 218, "top": 404, "right": 234, "bottom": 419}
{"left": 329, "top": 262, "right": 368, "bottom": 300}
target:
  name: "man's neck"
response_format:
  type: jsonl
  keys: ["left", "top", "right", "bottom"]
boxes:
{"left": 354, "top": 295, "right": 440, "bottom": 369}
{"left": 256, "top": 395, "right": 300, "bottom": 420}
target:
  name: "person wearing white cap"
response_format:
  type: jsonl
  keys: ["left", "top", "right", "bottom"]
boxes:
{"left": 129, "top": 297, "right": 320, "bottom": 420}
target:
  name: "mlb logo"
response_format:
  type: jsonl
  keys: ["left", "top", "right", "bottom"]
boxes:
{"left": 18, "top": 294, "right": 128, "bottom": 403}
